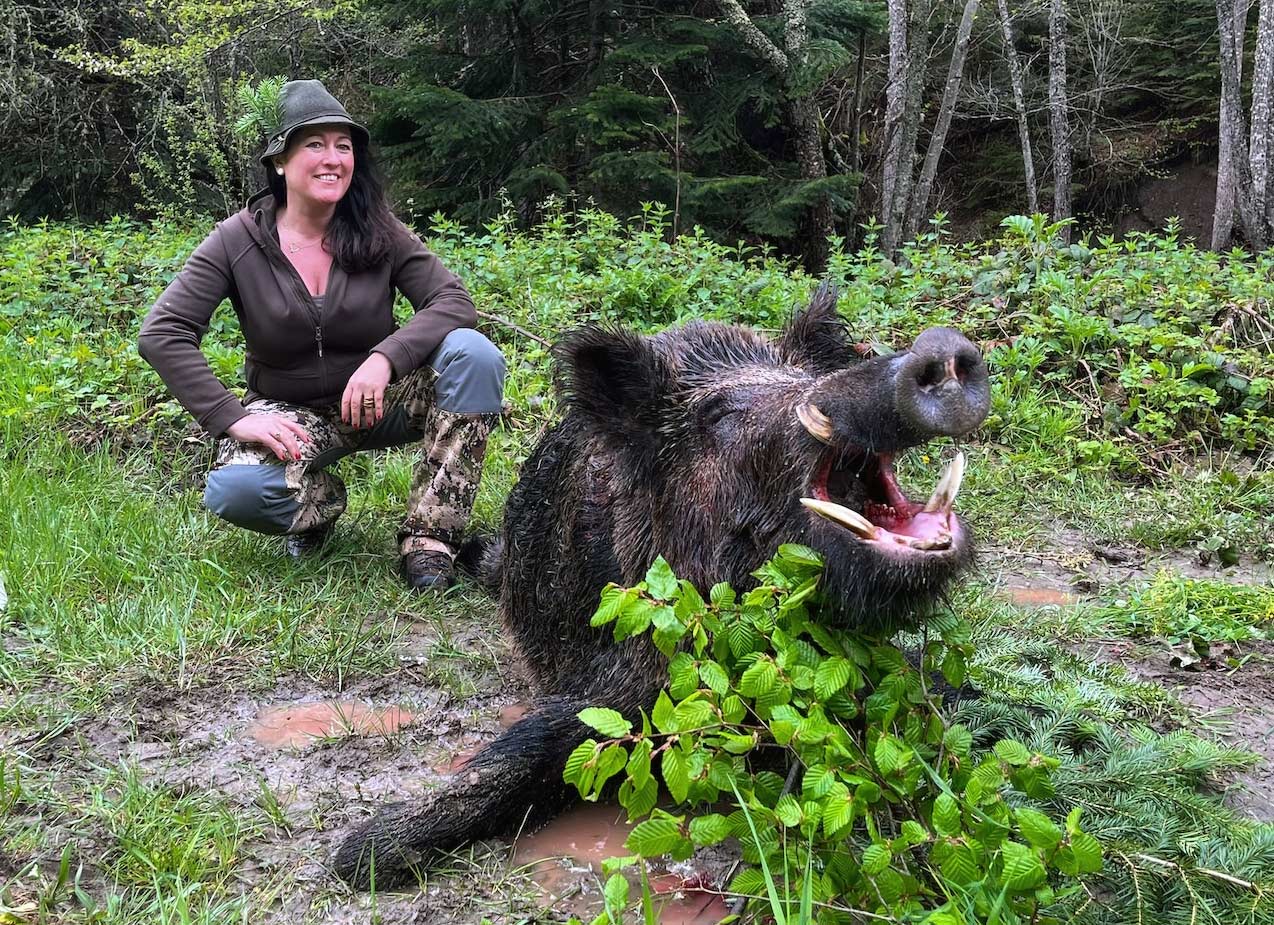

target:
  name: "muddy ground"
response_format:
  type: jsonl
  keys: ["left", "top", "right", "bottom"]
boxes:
{"left": 5, "top": 532, "right": 1272, "bottom": 924}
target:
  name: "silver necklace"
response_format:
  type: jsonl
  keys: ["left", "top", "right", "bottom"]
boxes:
{"left": 280, "top": 226, "right": 325, "bottom": 254}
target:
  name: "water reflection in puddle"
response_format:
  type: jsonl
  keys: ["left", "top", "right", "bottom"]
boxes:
{"left": 511, "top": 802, "right": 731, "bottom": 925}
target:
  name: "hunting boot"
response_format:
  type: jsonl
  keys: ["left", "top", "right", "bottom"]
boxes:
{"left": 399, "top": 409, "right": 499, "bottom": 592}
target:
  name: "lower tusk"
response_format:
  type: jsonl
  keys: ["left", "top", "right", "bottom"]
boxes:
{"left": 923, "top": 451, "right": 966, "bottom": 513}
{"left": 801, "top": 497, "right": 878, "bottom": 539}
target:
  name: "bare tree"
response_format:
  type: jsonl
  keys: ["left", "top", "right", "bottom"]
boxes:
{"left": 1213, "top": 0, "right": 1256, "bottom": 249}
{"left": 1251, "top": 0, "right": 1274, "bottom": 241}
{"left": 996, "top": 0, "right": 1039, "bottom": 213}
{"left": 892, "top": 0, "right": 932, "bottom": 243}
{"left": 1075, "top": 0, "right": 1128, "bottom": 157}
{"left": 908, "top": 0, "right": 979, "bottom": 238}
{"left": 880, "top": 0, "right": 911, "bottom": 253}
{"left": 1048, "top": 0, "right": 1072, "bottom": 240}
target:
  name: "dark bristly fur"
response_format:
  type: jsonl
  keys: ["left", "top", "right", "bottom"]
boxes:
{"left": 333, "top": 287, "right": 990, "bottom": 888}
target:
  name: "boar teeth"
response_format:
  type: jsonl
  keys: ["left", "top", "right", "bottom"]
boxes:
{"left": 923, "top": 451, "right": 966, "bottom": 513}
{"left": 898, "top": 532, "right": 953, "bottom": 550}
{"left": 796, "top": 403, "right": 835, "bottom": 444}
{"left": 801, "top": 498, "right": 879, "bottom": 539}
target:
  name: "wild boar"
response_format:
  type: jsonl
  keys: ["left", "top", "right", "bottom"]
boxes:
{"left": 334, "top": 286, "right": 990, "bottom": 887}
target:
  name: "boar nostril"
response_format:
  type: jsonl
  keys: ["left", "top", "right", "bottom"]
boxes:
{"left": 898, "top": 329, "right": 991, "bottom": 437}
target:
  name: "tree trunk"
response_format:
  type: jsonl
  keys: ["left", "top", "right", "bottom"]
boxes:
{"left": 1251, "top": 0, "right": 1274, "bottom": 243}
{"left": 851, "top": 28, "right": 866, "bottom": 173}
{"left": 909, "top": 0, "right": 978, "bottom": 238}
{"left": 880, "top": 0, "right": 910, "bottom": 253}
{"left": 996, "top": 0, "right": 1039, "bottom": 214}
{"left": 891, "top": 0, "right": 930, "bottom": 245}
{"left": 782, "top": 0, "right": 832, "bottom": 270}
{"left": 1048, "top": 0, "right": 1072, "bottom": 241}
{"left": 1214, "top": 0, "right": 1255, "bottom": 248}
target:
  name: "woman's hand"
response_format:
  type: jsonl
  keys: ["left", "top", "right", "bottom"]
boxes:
{"left": 226, "top": 414, "right": 312, "bottom": 461}
{"left": 342, "top": 352, "right": 393, "bottom": 429}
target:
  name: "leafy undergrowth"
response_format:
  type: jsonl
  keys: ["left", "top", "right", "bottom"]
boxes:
{"left": 569, "top": 550, "right": 1273, "bottom": 925}
{"left": 2, "top": 208, "right": 1272, "bottom": 468}
{"left": 1099, "top": 573, "right": 1274, "bottom": 644}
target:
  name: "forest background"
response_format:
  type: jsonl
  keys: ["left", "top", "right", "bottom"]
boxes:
{"left": 5, "top": 0, "right": 1274, "bottom": 267}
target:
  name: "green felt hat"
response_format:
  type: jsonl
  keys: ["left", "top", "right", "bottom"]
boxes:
{"left": 259, "top": 79, "right": 369, "bottom": 165}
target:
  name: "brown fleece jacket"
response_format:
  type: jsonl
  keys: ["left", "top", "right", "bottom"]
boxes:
{"left": 138, "top": 190, "right": 477, "bottom": 437}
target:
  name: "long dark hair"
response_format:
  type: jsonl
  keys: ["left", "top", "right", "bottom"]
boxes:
{"left": 267, "top": 134, "right": 398, "bottom": 273}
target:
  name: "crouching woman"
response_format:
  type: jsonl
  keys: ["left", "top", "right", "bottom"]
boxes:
{"left": 138, "top": 79, "right": 505, "bottom": 591}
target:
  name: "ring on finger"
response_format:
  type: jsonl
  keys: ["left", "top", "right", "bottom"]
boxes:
{"left": 361, "top": 397, "right": 376, "bottom": 406}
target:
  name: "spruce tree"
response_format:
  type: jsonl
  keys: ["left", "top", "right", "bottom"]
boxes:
{"left": 367, "top": 0, "right": 880, "bottom": 265}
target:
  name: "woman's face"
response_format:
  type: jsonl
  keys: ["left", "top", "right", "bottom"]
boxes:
{"left": 277, "top": 126, "right": 355, "bottom": 210}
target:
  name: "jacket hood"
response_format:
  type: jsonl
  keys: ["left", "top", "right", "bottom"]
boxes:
{"left": 240, "top": 188, "right": 281, "bottom": 248}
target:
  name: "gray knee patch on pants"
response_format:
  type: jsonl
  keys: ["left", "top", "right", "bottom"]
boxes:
{"left": 430, "top": 328, "right": 506, "bottom": 413}
{"left": 204, "top": 464, "right": 299, "bottom": 535}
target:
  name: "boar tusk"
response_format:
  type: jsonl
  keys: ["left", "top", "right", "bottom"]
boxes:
{"left": 796, "top": 403, "right": 835, "bottom": 444}
{"left": 923, "top": 451, "right": 966, "bottom": 513}
{"left": 801, "top": 498, "right": 879, "bottom": 539}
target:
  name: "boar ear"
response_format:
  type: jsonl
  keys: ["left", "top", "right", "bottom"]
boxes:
{"left": 778, "top": 282, "right": 857, "bottom": 375}
{"left": 555, "top": 326, "right": 668, "bottom": 434}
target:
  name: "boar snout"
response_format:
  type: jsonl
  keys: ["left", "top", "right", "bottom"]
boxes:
{"left": 895, "top": 327, "right": 990, "bottom": 438}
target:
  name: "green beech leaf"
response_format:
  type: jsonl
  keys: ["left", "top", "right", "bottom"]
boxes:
{"left": 710, "top": 582, "right": 736, "bottom": 606}
{"left": 663, "top": 747, "right": 691, "bottom": 802}
{"left": 689, "top": 813, "right": 732, "bottom": 846}
{"left": 564, "top": 739, "right": 599, "bottom": 788}
{"left": 861, "top": 843, "right": 892, "bottom": 876}
{"left": 1057, "top": 831, "right": 1104, "bottom": 875}
{"left": 1016, "top": 808, "right": 1063, "bottom": 851}
{"left": 603, "top": 871, "right": 629, "bottom": 912}
{"left": 673, "top": 698, "right": 714, "bottom": 730}
{"left": 900, "top": 820, "right": 929, "bottom": 846}
{"left": 932, "top": 793, "right": 961, "bottom": 836}
{"left": 815, "top": 656, "right": 853, "bottom": 699}
{"left": 645, "top": 556, "right": 679, "bottom": 599}
{"left": 994, "top": 739, "right": 1033, "bottom": 766}
{"left": 943, "top": 723, "right": 973, "bottom": 757}
{"left": 774, "top": 794, "right": 802, "bottom": 827}
{"left": 739, "top": 658, "right": 778, "bottom": 696}
{"left": 619, "top": 775, "right": 659, "bottom": 819}
{"left": 669, "top": 652, "right": 699, "bottom": 700}
{"left": 591, "top": 584, "right": 630, "bottom": 626}
{"left": 593, "top": 744, "right": 628, "bottom": 790}
{"left": 626, "top": 817, "right": 684, "bottom": 856}
{"left": 651, "top": 691, "right": 675, "bottom": 734}
{"left": 941, "top": 647, "right": 967, "bottom": 688}
{"left": 938, "top": 841, "right": 979, "bottom": 884}
{"left": 578, "top": 707, "right": 632, "bottom": 738}
{"left": 1000, "top": 840, "right": 1047, "bottom": 891}
{"left": 699, "top": 660, "right": 729, "bottom": 694}
{"left": 627, "top": 739, "right": 652, "bottom": 788}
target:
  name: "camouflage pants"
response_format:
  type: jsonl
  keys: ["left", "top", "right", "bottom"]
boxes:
{"left": 204, "top": 329, "right": 504, "bottom": 555}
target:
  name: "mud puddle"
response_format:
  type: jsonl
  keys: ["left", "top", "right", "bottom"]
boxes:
{"left": 512, "top": 802, "right": 734, "bottom": 925}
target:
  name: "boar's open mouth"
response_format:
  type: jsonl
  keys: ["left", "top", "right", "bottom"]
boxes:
{"left": 801, "top": 448, "right": 964, "bottom": 556}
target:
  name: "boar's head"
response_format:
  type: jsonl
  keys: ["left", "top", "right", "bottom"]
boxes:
{"left": 555, "top": 286, "right": 990, "bottom": 633}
